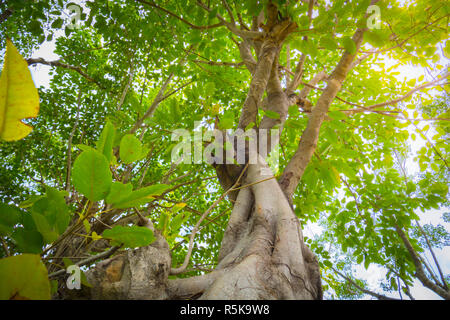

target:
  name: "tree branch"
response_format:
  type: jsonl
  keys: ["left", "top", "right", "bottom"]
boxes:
{"left": 137, "top": 0, "right": 223, "bottom": 30}
{"left": 416, "top": 221, "right": 448, "bottom": 290}
{"left": 170, "top": 164, "right": 248, "bottom": 275}
{"left": 65, "top": 90, "right": 82, "bottom": 194}
{"left": 48, "top": 245, "right": 121, "bottom": 279}
{"left": 332, "top": 267, "right": 398, "bottom": 300}
{"left": 27, "top": 58, "right": 104, "bottom": 88}
{"left": 345, "top": 71, "right": 450, "bottom": 114}
{"left": 394, "top": 224, "right": 450, "bottom": 300}
{"left": 196, "top": 0, "right": 262, "bottom": 39}
{"left": 279, "top": 26, "right": 368, "bottom": 200}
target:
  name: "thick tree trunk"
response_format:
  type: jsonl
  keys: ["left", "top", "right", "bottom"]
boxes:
{"left": 196, "top": 157, "right": 322, "bottom": 299}
{"left": 64, "top": 157, "right": 321, "bottom": 300}
{"left": 58, "top": 4, "right": 324, "bottom": 300}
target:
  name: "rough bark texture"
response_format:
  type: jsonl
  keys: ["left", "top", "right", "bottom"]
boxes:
{"left": 200, "top": 157, "right": 321, "bottom": 299}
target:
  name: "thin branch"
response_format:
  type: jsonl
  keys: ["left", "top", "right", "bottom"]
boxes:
{"left": 196, "top": 0, "right": 262, "bottom": 39}
{"left": 221, "top": 0, "right": 235, "bottom": 25}
{"left": 345, "top": 71, "right": 450, "bottom": 114}
{"left": 286, "top": 0, "right": 314, "bottom": 95}
{"left": 394, "top": 224, "right": 450, "bottom": 300}
{"left": 170, "top": 164, "right": 248, "bottom": 275}
{"left": 332, "top": 267, "right": 398, "bottom": 300}
{"left": 130, "top": 48, "right": 193, "bottom": 134}
{"left": 48, "top": 246, "right": 121, "bottom": 279}
{"left": 409, "top": 119, "right": 449, "bottom": 169}
{"left": 27, "top": 58, "right": 104, "bottom": 88}
{"left": 1, "top": 238, "right": 10, "bottom": 256}
{"left": 137, "top": 0, "right": 223, "bottom": 30}
{"left": 416, "top": 221, "right": 448, "bottom": 290}
{"left": 0, "top": 7, "right": 13, "bottom": 24}
{"left": 65, "top": 90, "right": 82, "bottom": 194}
{"left": 116, "top": 62, "right": 136, "bottom": 111}
{"left": 362, "top": 14, "right": 450, "bottom": 55}
{"left": 191, "top": 59, "right": 244, "bottom": 68}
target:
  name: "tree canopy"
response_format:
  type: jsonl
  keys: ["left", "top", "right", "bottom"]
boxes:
{"left": 0, "top": 0, "right": 449, "bottom": 300}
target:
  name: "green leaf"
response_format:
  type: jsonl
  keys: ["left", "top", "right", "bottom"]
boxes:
{"left": 356, "top": 254, "right": 364, "bottom": 264}
{"left": 328, "top": 110, "right": 347, "bottom": 120}
{"left": 51, "top": 18, "right": 64, "bottom": 29}
{"left": 341, "top": 36, "right": 356, "bottom": 54}
{"left": 0, "top": 254, "right": 50, "bottom": 299}
{"left": 364, "top": 258, "right": 370, "bottom": 269}
{"left": 19, "top": 195, "right": 44, "bottom": 209}
{"left": 444, "top": 40, "right": 450, "bottom": 58}
{"left": 76, "top": 144, "right": 96, "bottom": 152}
{"left": 120, "top": 134, "right": 143, "bottom": 164}
{"left": 105, "top": 182, "right": 133, "bottom": 206}
{"left": 264, "top": 110, "right": 281, "bottom": 119}
{"left": 103, "top": 225, "right": 155, "bottom": 248}
{"left": 170, "top": 212, "right": 191, "bottom": 234}
{"left": 11, "top": 229, "right": 44, "bottom": 254}
{"left": 72, "top": 149, "right": 112, "bottom": 202}
{"left": 0, "top": 203, "right": 21, "bottom": 236}
{"left": 26, "top": 187, "right": 70, "bottom": 244}
{"left": 323, "top": 260, "right": 332, "bottom": 268}
{"left": 364, "top": 30, "right": 385, "bottom": 48}
{"left": 218, "top": 110, "right": 234, "bottom": 129}
{"left": 96, "top": 121, "right": 116, "bottom": 163}
{"left": 31, "top": 211, "right": 58, "bottom": 244}
{"left": 112, "top": 184, "right": 169, "bottom": 209}
{"left": 320, "top": 36, "right": 338, "bottom": 50}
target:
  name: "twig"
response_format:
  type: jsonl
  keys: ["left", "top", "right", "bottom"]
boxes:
{"left": 170, "top": 164, "right": 249, "bottom": 275}
{"left": 27, "top": 58, "right": 104, "bottom": 88}
{"left": 416, "top": 221, "right": 448, "bottom": 290}
{"left": 137, "top": 0, "right": 223, "bottom": 30}
{"left": 65, "top": 90, "right": 82, "bottom": 194}
{"left": 48, "top": 246, "right": 121, "bottom": 279}
{"left": 332, "top": 267, "right": 398, "bottom": 300}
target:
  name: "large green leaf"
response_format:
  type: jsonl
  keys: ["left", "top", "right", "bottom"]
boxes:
{"left": 32, "top": 187, "right": 70, "bottom": 234}
{"left": 103, "top": 225, "right": 155, "bottom": 248}
{"left": 119, "top": 134, "right": 142, "bottom": 164}
{"left": 0, "top": 254, "right": 50, "bottom": 299}
{"left": 11, "top": 228, "right": 44, "bottom": 254}
{"left": 105, "top": 182, "right": 133, "bottom": 205}
{"left": 72, "top": 149, "right": 112, "bottom": 201}
{"left": 96, "top": 121, "right": 116, "bottom": 163}
{"left": 112, "top": 184, "right": 170, "bottom": 209}
{"left": 0, "top": 203, "right": 21, "bottom": 236}
{"left": 341, "top": 36, "right": 356, "bottom": 54}
{"left": 31, "top": 211, "right": 59, "bottom": 244}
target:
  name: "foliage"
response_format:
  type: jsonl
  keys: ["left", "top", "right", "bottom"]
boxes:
{"left": 0, "top": 0, "right": 449, "bottom": 299}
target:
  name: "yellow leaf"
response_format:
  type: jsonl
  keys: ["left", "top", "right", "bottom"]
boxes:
{"left": 174, "top": 202, "right": 187, "bottom": 209}
{"left": 83, "top": 219, "right": 91, "bottom": 233}
{"left": 91, "top": 232, "right": 102, "bottom": 241}
{"left": 0, "top": 39, "right": 40, "bottom": 141}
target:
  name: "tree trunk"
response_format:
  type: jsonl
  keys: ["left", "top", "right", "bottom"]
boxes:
{"left": 58, "top": 3, "right": 325, "bottom": 300}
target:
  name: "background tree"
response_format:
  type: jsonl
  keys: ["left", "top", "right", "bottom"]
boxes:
{"left": 0, "top": 0, "right": 448, "bottom": 300}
